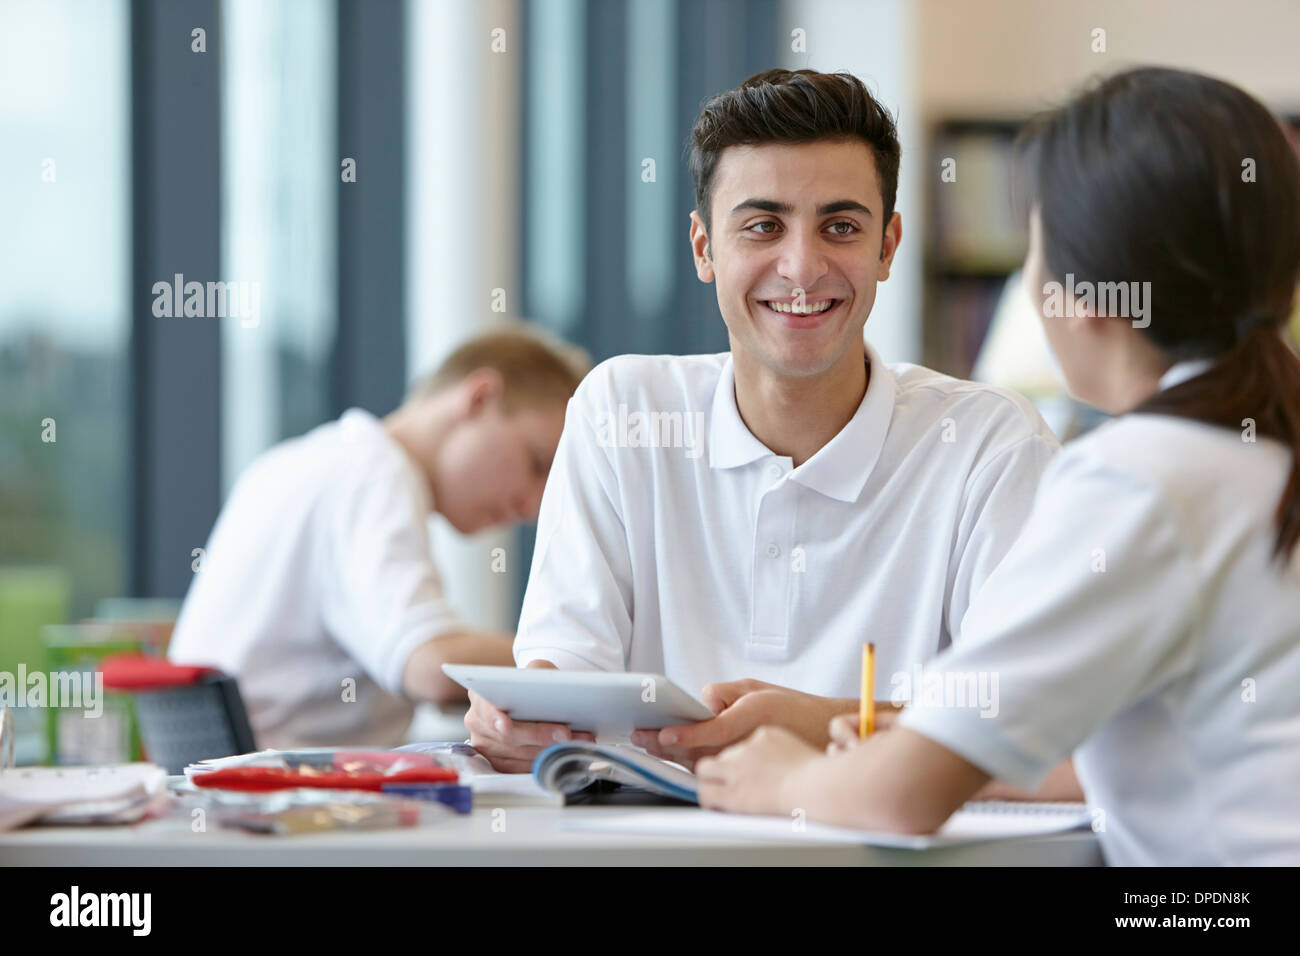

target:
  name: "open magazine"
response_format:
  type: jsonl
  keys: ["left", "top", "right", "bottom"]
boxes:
{"left": 533, "top": 742, "right": 697, "bottom": 801}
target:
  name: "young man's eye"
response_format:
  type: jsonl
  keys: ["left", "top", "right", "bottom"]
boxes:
{"left": 746, "top": 221, "right": 779, "bottom": 235}
{"left": 827, "top": 220, "right": 859, "bottom": 236}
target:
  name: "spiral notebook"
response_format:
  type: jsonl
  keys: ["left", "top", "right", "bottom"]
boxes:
{"left": 564, "top": 801, "right": 1093, "bottom": 849}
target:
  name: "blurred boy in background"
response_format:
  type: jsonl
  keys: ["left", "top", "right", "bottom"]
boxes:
{"left": 169, "top": 325, "right": 589, "bottom": 748}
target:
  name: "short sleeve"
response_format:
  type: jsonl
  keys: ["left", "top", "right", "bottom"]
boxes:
{"left": 944, "top": 432, "right": 1059, "bottom": 645}
{"left": 514, "top": 389, "right": 634, "bottom": 672}
{"left": 320, "top": 451, "right": 467, "bottom": 697}
{"left": 900, "top": 450, "right": 1203, "bottom": 791}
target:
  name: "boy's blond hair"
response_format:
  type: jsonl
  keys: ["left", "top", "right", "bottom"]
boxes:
{"left": 408, "top": 323, "right": 590, "bottom": 412}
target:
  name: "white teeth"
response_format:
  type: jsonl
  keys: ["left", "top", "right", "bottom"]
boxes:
{"left": 766, "top": 299, "right": 835, "bottom": 314}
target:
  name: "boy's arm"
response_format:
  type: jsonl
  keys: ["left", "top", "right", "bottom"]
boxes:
{"left": 400, "top": 631, "right": 516, "bottom": 704}
{"left": 320, "top": 451, "right": 477, "bottom": 706}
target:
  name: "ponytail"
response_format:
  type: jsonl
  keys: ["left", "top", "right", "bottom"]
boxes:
{"left": 1138, "top": 321, "right": 1300, "bottom": 562}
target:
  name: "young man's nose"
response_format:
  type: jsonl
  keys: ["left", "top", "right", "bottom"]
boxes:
{"left": 776, "top": 228, "right": 830, "bottom": 290}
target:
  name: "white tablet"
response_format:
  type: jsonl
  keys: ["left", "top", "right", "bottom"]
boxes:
{"left": 441, "top": 664, "right": 716, "bottom": 734}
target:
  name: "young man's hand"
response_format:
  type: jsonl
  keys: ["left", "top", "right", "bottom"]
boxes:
{"left": 629, "top": 678, "right": 894, "bottom": 770}
{"left": 463, "top": 660, "right": 596, "bottom": 772}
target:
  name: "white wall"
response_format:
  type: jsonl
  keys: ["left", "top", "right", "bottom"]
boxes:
{"left": 918, "top": 0, "right": 1300, "bottom": 118}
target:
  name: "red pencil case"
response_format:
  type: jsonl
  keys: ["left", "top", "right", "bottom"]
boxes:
{"left": 192, "top": 766, "right": 459, "bottom": 792}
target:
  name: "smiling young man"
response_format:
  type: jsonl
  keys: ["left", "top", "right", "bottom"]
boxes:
{"left": 466, "top": 69, "right": 1064, "bottom": 778}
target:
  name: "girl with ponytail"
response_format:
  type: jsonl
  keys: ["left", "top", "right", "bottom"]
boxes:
{"left": 696, "top": 67, "right": 1300, "bottom": 866}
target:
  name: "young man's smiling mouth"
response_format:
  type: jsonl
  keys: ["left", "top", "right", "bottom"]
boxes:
{"left": 757, "top": 296, "right": 843, "bottom": 329}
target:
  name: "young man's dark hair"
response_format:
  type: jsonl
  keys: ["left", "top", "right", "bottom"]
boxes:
{"left": 687, "top": 68, "right": 901, "bottom": 239}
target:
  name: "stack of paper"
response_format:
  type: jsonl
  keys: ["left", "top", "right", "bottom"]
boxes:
{"left": 0, "top": 764, "right": 170, "bottom": 831}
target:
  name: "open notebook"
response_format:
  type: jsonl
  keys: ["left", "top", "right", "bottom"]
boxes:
{"left": 534, "top": 742, "right": 1092, "bottom": 848}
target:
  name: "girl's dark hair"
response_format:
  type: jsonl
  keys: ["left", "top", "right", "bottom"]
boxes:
{"left": 1021, "top": 67, "right": 1300, "bottom": 562}
{"left": 687, "top": 69, "right": 900, "bottom": 236}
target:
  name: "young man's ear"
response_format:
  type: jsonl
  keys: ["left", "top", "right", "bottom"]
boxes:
{"left": 689, "top": 210, "right": 715, "bottom": 283}
{"left": 458, "top": 367, "right": 506, "bottom": 417}
{"left": 876, "top": 211, "right": 903, "bottom": 281}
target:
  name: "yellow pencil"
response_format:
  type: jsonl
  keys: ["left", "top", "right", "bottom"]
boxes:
{"left": 859, "top": 642, "right": 875, "bottom": 738}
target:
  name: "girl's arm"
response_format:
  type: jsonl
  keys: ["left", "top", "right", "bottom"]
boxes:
{"left": 697, "top": 724, "right": 991, "bottom": 834}
{"left": 969, "top": 757, "right": 1084, "bottom": 802}
{"left": 795, "top": 726, "right": 991, "bottom": 833}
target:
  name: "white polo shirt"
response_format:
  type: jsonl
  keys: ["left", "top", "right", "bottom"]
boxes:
{"left": 900, "top": 365, "right": 1300, "bottom": 864}
{"left": 514, "top": 342, "right": 1059, "bottom": 700}
{"left": 169, "top": 409, "right": 466, "bottom": 749}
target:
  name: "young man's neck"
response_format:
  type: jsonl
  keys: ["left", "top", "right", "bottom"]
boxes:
{"left": 731, "top": 344, "right": 870, "bottom": 467}
{"left": 382, "top": 398, "right": 452, "bottom": 507}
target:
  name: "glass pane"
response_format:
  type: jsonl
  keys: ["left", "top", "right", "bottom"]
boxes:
{"left": 220, "top": 0, "right": 336, "bottom": 493}
{"left": 0, "top": 0, "right": 130, "bottom": 619}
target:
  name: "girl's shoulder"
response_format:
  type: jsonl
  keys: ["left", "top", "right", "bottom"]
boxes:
{"left": 1051, "top": 414, "right": 1291, "bottom": 546}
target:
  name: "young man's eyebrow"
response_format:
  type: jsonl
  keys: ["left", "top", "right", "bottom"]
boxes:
{"left": 729, "top": 198, "right": 873, "bottom": 218}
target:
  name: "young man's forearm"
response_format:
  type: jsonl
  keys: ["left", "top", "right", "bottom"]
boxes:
{"left": 402, "top": 631, "right": 516, "bottom": 703}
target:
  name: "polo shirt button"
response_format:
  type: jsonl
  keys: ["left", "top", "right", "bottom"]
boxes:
{"left": 767, "top": 464, "right": 782, "bottom": 480}
{"left": 766, "top": 543, "right": 780, "bottom": 558}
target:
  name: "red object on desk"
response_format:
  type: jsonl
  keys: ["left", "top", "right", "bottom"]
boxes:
{"left": 99, "top": 653, "right": 219, "bottom": 689}
{"left": 192, "top": 766, "right": 459, "bottom": 792}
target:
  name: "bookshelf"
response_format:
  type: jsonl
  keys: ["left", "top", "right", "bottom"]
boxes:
{"left": 923, "top": 118, "right": 1027, "bottom": 379}
{"left": 923, "top": 114, "right": 1300, "bottom": 385}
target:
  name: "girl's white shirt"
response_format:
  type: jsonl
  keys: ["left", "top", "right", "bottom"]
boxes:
{"left": 902, "top": 358, "right": 1300, "bottom": 864}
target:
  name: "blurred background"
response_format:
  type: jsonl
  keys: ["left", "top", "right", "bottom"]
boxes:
{"left": 2, "top": 0, "right": 1298, "bottom": 756}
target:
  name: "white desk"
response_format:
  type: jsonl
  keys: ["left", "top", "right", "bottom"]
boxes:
{"left": 0, "top": 803, "right": 1103, "bottom": 866}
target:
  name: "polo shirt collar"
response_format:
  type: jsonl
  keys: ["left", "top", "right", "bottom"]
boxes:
{"left": 707, "top": 340, "right": 898, "bottom": 503}
{"left": 708, "top": 357, "right": 773, "bottom": 470}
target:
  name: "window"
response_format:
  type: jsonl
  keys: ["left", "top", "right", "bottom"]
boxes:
{"left": 0, "top": 0, "right": 130, "bottom": 618}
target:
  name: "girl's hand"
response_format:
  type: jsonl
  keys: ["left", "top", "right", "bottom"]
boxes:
{"left": 695, "top": 726, "right": 823, "bottom": 816}
{"left": 827, "top": 706, "right": 901, "bottom": 755}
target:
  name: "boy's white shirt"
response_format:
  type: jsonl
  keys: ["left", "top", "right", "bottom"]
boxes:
{"left": 900, "top": 361, "right": 1300, "bottom": 865}
{"left": 168, "top": 408, "right": 467, "bottom": 749}
{"left": 515, "top": 341, "right": 1061, "bottom": 701}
